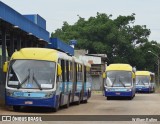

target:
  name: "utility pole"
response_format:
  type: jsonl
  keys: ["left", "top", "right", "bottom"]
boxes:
{"left": 158, "top": 57, "right": 160, "bottom": 86}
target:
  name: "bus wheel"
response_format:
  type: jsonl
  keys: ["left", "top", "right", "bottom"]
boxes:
{"left": 107, "top": 97, "right": 111, "bottom": 100}
{"left": 13, "top": 106, "right": 21, "bottom": 112}
{"left": 64, "top": 93, "right": 70, "bottom": 108}
{"left": 83, "top": 98, "right": 88, "bottom": 103}
{"left": 153, "top": 88, "right": 155, "bottom": 93}
{"left": 76, "top": 93, "right": 81, "bottom": 105}
{"left": 88, "top": 90, "right": 91, "bottom": 98}
{"left": 128, "top": 96, "right": 133, "bottom": 100}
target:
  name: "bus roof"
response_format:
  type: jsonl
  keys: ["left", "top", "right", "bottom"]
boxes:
{"left": 135, "top": 71, "right": 150, "bottom": 76}
{"left": 106, "top": 63, "right": 132, "bottom": 71}
{"left": 11, "top": 48, "right": 59, "bottom": 62}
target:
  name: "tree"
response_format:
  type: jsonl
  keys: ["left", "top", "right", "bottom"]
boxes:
{"left": 51, "top": 13, "right": 159, "bottom": 71}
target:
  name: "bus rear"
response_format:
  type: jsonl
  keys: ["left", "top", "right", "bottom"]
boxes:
{"left": 104, "top": 64, "right": 135, "bottom": 100}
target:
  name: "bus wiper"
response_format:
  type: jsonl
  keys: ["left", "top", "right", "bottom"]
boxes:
{"left": 137, "top": 80, "right": 140, "bottom": 85}
{"left": 119, "top": 78, "right": 126, "bottom": 87}
{"left": 33, "top": 73, "right": 42, "bottom": 90}
{"left": 112, "top": 76, "right": 116, "bottom": 87}
{"left": 18, "top": 69, "right": 30, "bottom": 89}
{"left": 141, "top": 80, "right": 145, "bottom": 86}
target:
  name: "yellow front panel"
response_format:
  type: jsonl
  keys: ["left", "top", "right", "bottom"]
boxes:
{"left": 135, "top": 71, "right": 150, "bottom": 76}
{"left": 106, "top": 63, "right": 132, "bottom": 71}
{"left": 11, "top": 48, "right": 58, "bottom": 62}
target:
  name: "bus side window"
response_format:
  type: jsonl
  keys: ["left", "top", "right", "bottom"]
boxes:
{"left": 61, "top": 60, "right": 65, "bottom": 82}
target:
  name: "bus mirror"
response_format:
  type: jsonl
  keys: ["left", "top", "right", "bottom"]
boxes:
{"left": 102, "top": 72, "right": 106, "bottom": 78}
{"left": 57, "top": 64, "right": 62, "bottom": 76}
{"left": 3, "top": 61, "right": 8, "bottom": 73}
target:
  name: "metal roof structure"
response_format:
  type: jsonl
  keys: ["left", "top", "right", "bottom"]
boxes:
{"left": 0, "top": 1, "right": 49, "bottom": 42}
{"left": 48, "top": 38, "right": 74, "bottom": 56}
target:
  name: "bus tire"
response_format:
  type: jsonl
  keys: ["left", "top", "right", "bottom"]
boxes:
{"left": 88, "top": 90, "right": 91, "bottom": 98}
{"left": 76, "top": 92, "right": 81, "bottom": 105}
{"left": 107, "top": 97, "right": 111, "bottom": 100}
{"left": 148, "top": 90, "right": 150, "bottom": 93}
{"left": 153, "top": 88, "right": 155, "bottom": 93}
{"left": 13, "top": 106, "right": 21, "bottom": 112}
{"left": 83, "top": 99, "right": 88, "bottom": 103}
{"left": 129, "top": 96, "right": 133, "bottom": 100}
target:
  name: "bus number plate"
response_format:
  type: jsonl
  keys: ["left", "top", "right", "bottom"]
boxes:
{"left": 116, "top": 92, "right": 120, "bottom": 95}
{"left": 25, "top": 101, "right": 33, "bottom": 104}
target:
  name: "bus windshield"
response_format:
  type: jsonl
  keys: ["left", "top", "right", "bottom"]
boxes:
{"left": 136, "top": 76, "right": 150, "bottom": 85}
{"left": 7, "top": 60, "right": 56, "bottom": 89}
{"left": 106, "top": 71, "right": 132, "bottom": 87}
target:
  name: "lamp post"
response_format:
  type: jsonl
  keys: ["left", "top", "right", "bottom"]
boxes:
{"left": 148, "top": 51, "right": 160, "bottom": 86}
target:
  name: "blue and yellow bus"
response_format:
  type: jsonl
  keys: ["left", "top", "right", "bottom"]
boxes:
{"left": 3, "top": 48, "right": 92, "bottom": 112}
{"left": 135, "top": 71, "right": 155, "bottom": 93}
{"left": 104, "top": 64, "right": 136, "bottom": 100}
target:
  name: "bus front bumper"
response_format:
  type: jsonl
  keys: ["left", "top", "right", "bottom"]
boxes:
{"left": 105, "top": 91, "right": 133, "bottom": 97}
{"left": 5, "top": 95, "right": 57, "bottom": 108}
{"left": 104, "top": 88, "right": 134, "bottom": 97}
{"left": 136, "top": 87, "right": 150, "bottom": 92}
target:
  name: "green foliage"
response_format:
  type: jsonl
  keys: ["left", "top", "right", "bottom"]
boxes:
{"left": 51, "top": 13, "right": 159, "bottom": 73}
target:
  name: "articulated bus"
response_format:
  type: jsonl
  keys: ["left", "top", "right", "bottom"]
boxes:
{"left": 104, "top": 64, "right": 136, "bottom": 100}
{"left": 3, "top": 48, "right": 92, "bottom": 112}
{"left": 135, "top": 71, "right": 155, "bottom": 93}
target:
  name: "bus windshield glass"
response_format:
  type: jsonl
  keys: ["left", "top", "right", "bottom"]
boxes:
{"left": 106, "top": 71, "right": 132, "bottom": 87}
{"left": 136, "top": 76, "right": 150, "bottom": 85}
{"left": 7, "top": 60, "right": 56, "bottom": 89}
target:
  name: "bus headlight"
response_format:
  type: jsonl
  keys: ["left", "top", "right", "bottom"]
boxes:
{"left": 127, "top": 89, "right": 132, "bottom": 91}
{"left": 106, "top": 88, "right": 110, "bottom": 91}
{"left": 45, "top": 92, "right": 55, "bottom": 98}
{"left": 145, "top": 86, "right": 149, "bottom": 88}
{"left": 6, "top": 91, "right": 13, "bottom": 96}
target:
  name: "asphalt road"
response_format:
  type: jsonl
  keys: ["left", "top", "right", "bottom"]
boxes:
{"left": 0, "top": 93, "right": 160, "bottom": 124}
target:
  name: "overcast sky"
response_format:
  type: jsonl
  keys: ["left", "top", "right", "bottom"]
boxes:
{"left": 1, "top": 0, "right": 160, "bottom": 42}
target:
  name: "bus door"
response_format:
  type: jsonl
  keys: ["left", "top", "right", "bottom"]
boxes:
{"left": 68, "top": 61, "right": 73, "bottom": 93}
{"left": 59, "top": 59, "right": 68, "bottom": 94}
{"left": 83, "top": 65, "right": 86, "bottom": 95}
{"left": 71, "top": 62, "right": 77, "bottom": 101}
